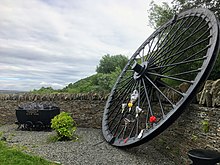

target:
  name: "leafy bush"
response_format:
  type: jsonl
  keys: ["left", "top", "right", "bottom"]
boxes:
{"left": 51, "top": 112, "right": 77, "bottom": 141}
{"left": 30, "top": 87, "right": 59, "bottom": 94}
{"left": 62, "top": 74, "right": 100, "bottom": 93}
{"left": 62, "top": 67, "right": 122, "bottom": 94}
{"left": 96, "top": 54, "right": 128, "bottom": 74}
{"left": 201, "top": 120, "right": 209, "bottom": 133}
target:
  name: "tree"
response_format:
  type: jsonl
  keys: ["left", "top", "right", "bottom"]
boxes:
{"left": 149, "top": 0, "right": 220, "bottom": 28}
{"left": 172, "top": 0, "right": 220, "bottom": 17}
{"left": 96, "top": 54, "right": 128, "bottom": 74}
{"left": 148, "top": 1, "right": 174, "bottom": 28}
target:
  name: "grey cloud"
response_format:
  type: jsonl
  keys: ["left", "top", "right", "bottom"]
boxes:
{"left": 0, "top": 0, "right": 161, "bottom": 91}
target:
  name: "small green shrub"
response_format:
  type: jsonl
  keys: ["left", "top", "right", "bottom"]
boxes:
{"left": 191, "top": 134, "right": 198, "bottom": 141}
{"left": 201, "top": 120, "right": 209, "bottom": 133}
{"left": 0, "top": 131, "right": 3, "bottom": 138}
{"left": 51, "top": 112, "right": 77, "bottom": 141}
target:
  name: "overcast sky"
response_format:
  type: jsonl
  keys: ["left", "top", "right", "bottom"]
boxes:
{"left": 0, "top": 0, "right": 172, "bottom": 91}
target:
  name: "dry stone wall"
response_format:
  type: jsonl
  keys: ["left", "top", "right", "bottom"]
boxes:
{"left": 0, "top": 93, "right": 107, "bottom": 128}
{"left": 197, "top": 79, "right": 220, "bottom": 107}
{"left": 0, "top": 93, "right": 219, "bottom": 164}
{"left": 149, "top": 104, "right": 220, "bottom": 164}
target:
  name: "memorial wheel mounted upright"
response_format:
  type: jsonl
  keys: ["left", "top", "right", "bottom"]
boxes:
{"left": 102, "top": 8, "right": 220, "bottom": 147}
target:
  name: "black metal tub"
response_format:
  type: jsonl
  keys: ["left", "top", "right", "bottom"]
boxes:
{"left": 15, "top": 102, "right": 60, "bottom": 130}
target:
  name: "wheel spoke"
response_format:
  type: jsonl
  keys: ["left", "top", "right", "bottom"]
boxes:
{"left": 144, "top": 75, "right": 175, "bottom": 106}
{"left": 161, "top": 37, "right": 210, "bottom": 74}
{"left": 107, "top": 80, "right": 135, "bottom": 119}
{"left": 157, "top": 80, "right": 185, "bottom": 96}
{"left": 112, "top": 79, "right": 133, "bottom": 99}
{"left": 148, "top": 16, "right": 192, "bottom": 61}
{"left": 128, "top": 120, "right": 137, "bottom": 138}
{"left": 168, "top": 68, "right": 202, "bottom": 77}
{"left": 110, "top": 114, "right": 124, "bottom": 134}
{"left": 144, "top": 26, "right": 168, "bottom": 61}
{"left": 141, "top": 48, "right": 145, "bottom": 63}
{"left": 118, "top": 75, "right": 133, "bottom": 85}
{"left": 148, "top": 72, "right": 194, "bottom": 84}
{"left": 149, "top": 56, "right": 206, "bottom": 71}
{"left": 144, "top": 36, "right": 156, "bottom": 61}
{"left": 150, "top": 18, "right": 208, "bottom": 66}
{"left": 108, "top": 80, "right": 138, "bottom": 126}
{"left": 150, "top": 43, "right": 210, "bottom": 72}
{"left": 149, "top": 15, "right": 201, "bottom": 63}
{"left": 142, "top": 78, "right": 153, "bottom": 116}
{"left": 138, "top": 80, "right": 141, "bottom": 107}
{"left": 160, "top": 28, "right": 211, "bottom": 71}
{"left": 156, "top": 91, "right": 165, "bottom": 117}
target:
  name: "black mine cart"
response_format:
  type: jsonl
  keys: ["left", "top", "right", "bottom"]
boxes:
{"left": 15, "top": 102, "right": 60, "bottom": 130}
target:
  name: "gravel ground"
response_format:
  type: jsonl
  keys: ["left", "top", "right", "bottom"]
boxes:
{"left": 0, "top": 124, "right": 175, "bottom": 165}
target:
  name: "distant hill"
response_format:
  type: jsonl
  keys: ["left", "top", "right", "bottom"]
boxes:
{"left": 0, "top": 90, "right": 26, "bottom": 94}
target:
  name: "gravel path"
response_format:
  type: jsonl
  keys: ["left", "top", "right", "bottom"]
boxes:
{"left": 0, "top": 124, "right": 175, "bottom": 165}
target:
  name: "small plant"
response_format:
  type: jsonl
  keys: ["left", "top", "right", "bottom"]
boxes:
{"left": 191, "top": 134, "right": 198, "bottom": 141}
{"left": 0, "top": 131, "right": 6, "bottom": 141}
{"left": 0, "top": 131, "right": 3, "bottom": 138}
{"left": 201, "top": 120, "right": 209, "bottom": 133}
{"left": 51, "top": 112, "right": 77, "bottom": 141}
{"left": 158, "top": 138, "right": 166, "bottom": 146}
{"left": 7, "top": 133, "right": 16, "bottom": 141}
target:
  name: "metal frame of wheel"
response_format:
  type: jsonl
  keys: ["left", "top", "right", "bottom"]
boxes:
{"left": 102, "top": 8, "right": 220, "bottom": 148}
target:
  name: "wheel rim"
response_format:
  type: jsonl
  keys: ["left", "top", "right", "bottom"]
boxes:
{"left": 24, "top": 121, "right": 33, "bottom": 130}
{"left": 102, "top": 8, "right": 220, "bottom": 147}
{"left": 35, "top": 121, "right": 44, "bottom": 130}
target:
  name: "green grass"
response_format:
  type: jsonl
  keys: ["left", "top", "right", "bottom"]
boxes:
{"left": 0, "top": 141, "right": 57, "bottom": 165}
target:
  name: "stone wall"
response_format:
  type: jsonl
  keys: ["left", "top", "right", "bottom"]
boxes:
{"left": 197, "top": 79, "right": 220, "bottom": 107}
{"left": 0, "top": 93, "right": 107, "bottom": 128}
{"left": 0, "top": 93, "right": 219, "bottom": 164}
{"left": 149, "top": 104, "right": 220, "bottom": 164}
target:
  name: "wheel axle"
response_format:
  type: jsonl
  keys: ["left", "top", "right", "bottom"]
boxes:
{"left": 132, "top": 61, "right": 149, "bottom": 80}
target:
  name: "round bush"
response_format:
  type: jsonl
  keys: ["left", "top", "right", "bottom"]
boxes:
{"left": 51, "top": 112, "right": 76, "bottom": 141}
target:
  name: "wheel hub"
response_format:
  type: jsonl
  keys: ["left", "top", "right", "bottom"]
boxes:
{"left": 132, "top": 61, "right": 149, "bottom": 80}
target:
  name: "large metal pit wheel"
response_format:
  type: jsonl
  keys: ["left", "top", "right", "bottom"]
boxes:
{"left": 102, "top": 8, "right": 220, "bottom": 147}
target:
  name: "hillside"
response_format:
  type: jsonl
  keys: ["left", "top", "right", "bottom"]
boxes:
{"left": 0, "top": 90, "right": 26, "bottom": 94}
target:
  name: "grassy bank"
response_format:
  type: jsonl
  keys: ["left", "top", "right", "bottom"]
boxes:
{"left": 0, "top": 141, "right": 57, "bottom": 165}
